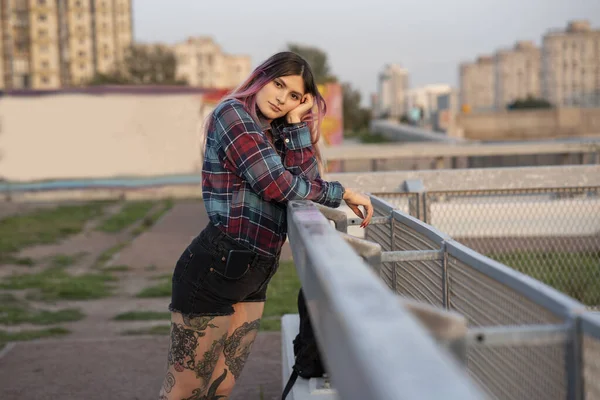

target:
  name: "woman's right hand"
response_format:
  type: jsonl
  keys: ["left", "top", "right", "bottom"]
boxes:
{"left": 343, "top": 188, "right": 374, "bottom": 228}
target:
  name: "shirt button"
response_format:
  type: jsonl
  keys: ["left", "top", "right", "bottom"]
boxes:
{"left": 285, "top": 138, "right": 290, "bottom": 143}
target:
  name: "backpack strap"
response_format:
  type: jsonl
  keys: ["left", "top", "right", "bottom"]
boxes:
{"left": 281, "top": 369, "right": 299, "bottom": 400}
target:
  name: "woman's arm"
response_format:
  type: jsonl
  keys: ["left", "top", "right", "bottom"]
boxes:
{"left": 214, "top": 100, "right": 342, "bottom": 208}
{"left": 271, "top": 120, "right": 319, "bottom": 180}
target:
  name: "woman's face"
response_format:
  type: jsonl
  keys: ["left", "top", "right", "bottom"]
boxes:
{"left": 256, "top": 75, "right": 305, "bottom": 121}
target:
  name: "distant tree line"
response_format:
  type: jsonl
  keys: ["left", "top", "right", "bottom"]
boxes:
{"left": 88, "top": 44, "right": 186, "bottom": 86}
{"left": 507, "top": 95, "right": 553, "bottom": 110}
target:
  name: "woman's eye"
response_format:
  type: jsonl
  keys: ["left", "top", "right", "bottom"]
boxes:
{"left": 274, "top": 81, "right": 282, "bottom": 88}
{"left": 291, "top": 95, "right": 299, "bottom": 101}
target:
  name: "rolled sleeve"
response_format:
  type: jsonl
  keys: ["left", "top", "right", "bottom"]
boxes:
{"left": 281, "top": 122, "right": 313, "bottom": 150}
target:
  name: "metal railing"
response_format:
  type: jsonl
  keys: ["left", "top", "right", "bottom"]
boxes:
{"left": 286, "top": 200, "right": 487, "bottom": 400}
{"left": 330, "top": 166, "right": 600, "bottom": 309}
{"left": 311, "top": 195, "right": 600, "bottom": 400}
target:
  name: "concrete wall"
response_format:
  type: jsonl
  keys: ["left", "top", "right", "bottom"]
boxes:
{"left": 456, "top": 107, "right": 600, "bottom": 141}
{"left": 0, "top": 93, "right": 206, "bottom": 181}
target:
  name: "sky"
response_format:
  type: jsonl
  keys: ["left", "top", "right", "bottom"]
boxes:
{"left": 133, "top": 0, "right": 600, "bottom": 103}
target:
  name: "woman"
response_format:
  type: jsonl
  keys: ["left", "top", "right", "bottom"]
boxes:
{"left": 160, "top": 51, "right": 373, "bottom": 399}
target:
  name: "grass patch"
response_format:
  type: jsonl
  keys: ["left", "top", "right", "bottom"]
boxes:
{"left": 122, "top": 324, "right": 170, "bottom": 336}
{"left": 136, "top": 276, "right": 171, "bottom": 298}
{"left": 0, "top": 297, "right": 84, "bottom": 325}
{"left": 50, "top": 252, "right": 86, "bottom": 268}
{"left": 96, "top": 201, "right": 156, "bottom": 233}
{"left": 0, "top": 202, "right": 107, "bottom": 262}
{"left": 0, "top": 327, "right": 70, "bottom": 345}
{"left": 114, "top": 311, "right": 170, "bottom": 321}
{"left": 94, "top": 242, "right": 128, "bottom": 267}
{"left": 131, "top": 199, "right": 175, "bottom": 236}
{"left": 0, "top": 267, "right": 116, "bottom": 301}
{"left": 1, "top": 256, "right": 35, "bottom": 267}
{"left": 489, "top": 251, "right": 600, "bottom": 306}
{"left": 261, "top": 260, "right": 301, "bottom": 331}
{"left": 102, "top": 265, "right": 130, "bottom": 273}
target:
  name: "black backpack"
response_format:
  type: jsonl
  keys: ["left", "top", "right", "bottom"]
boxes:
{"left": 281, "top": 288, "right": 326, "bottom": 399}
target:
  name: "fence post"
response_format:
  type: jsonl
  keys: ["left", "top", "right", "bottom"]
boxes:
{"left": 403, "top": 179, "right": 425, "bottom": 220}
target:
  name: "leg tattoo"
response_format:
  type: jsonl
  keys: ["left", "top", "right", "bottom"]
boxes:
{"left": 182, "top": 369, "right": 228, "bottom": 400}
{"left": 195, "top": 333, "right": 227, "bottom": 392}
{"left": 162, "top": 372, "right": 176, "bottom": 394}
{"left": 167, "top": 317, "right": 218, "bottom": 373}
{"left": 183, "top": 315, "right": 219, "bottom": 332}
{"left": 223, "top": 319, "right": 261, "bottom": 380}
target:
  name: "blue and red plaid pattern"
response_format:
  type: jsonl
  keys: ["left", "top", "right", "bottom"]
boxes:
{"left": 202, "top": 99, "right": 344, "bottom": 257}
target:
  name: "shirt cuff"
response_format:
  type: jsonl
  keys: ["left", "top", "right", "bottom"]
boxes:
{"left": 324, "top": 181, "right": 344, "bottom": 208}
{"left": 282, "top": 122, "right": 312, "bottom": 150}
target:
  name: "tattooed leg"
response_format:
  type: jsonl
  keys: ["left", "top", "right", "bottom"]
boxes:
{"left": 205, "top": 302, "right": 265, "bottom": 398}
{"left": 158, "top": 312, "right": 231, "bottom": 400}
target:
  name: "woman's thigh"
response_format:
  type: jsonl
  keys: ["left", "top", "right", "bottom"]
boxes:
{"left": 160, "top": 311, "right": 232, "bottom": 399}
{"left": 207, "top": 301, "right": 266, "bottom": 396}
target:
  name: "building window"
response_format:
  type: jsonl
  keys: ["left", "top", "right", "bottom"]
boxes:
{"left": 79, "top": 63, "right": 85, "bottom": 70}
{"left": 41, "top": 76, "right": 49, "bottom": 84}
{"left": 38, "top": 0, "right": 46, "bottom": 4}
{"left": 41, "top": 61, "right": 49, "bottom": 68}
{"left": 38, "top": 28, "right": 48, "bottom": 37}
{"left": 38, "top": 14, "right": 47, "bottom": 21}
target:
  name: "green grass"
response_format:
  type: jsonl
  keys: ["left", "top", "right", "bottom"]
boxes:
{"left": 136, "top": 276, "right": 171, "bottom": 298}
{"left": 1, "top": 256, "right": 35, "bottom": 267}
{"left": 0, "top": 295, "right": 84, "bottom": 325}
{"left": 122, "top": 324, "right": 171, "bottom": 336}
{"left": 0, "top": 202, "right": 108, "bottom": 262}
{"left": 261, "top": 260, "right": 301, "bottom": 331}
{"left": 50, "top": 253, "right": 87, "bottom": 268}
{"left": 94, "top": 242, "right": 128, "bottom": 267}
{"left": 0, "top": 267, "right": 116, "bottom": 301}
{"left": 101, "top": 265, "right": 131, "bottom": 273}
{"left": 0, "top": 327, "right": 70, "bottom": 346}
{"left": 489, "top": 251, "right": 600, "bottom": 306}
{"left": 131, "top": 199, "right": 175, "bottom": 236}
{"left": 96, "top": 201, "right": 156, "bottom": 233}
{"left": 113, "top": 311, "right": 171, "bottom": 321}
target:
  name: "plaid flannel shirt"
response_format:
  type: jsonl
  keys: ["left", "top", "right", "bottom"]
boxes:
{"left": 202, "top": 99, "right": 344, "bottom": 257}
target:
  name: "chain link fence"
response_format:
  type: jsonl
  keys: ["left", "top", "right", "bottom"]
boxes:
{"left": 421, "top": 187, "right": 600, "bottom": 309}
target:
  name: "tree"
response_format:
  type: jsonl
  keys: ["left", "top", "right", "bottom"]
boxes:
{"left": 342, "top": 82, "right": 371, "bottom": 133}
{"left": 507, "top": 95, "right": 553, "bottom": 110}
{"left": 88, "top": 44, "right": 186, "bottom": 86}
{"left": 286, "top": 44, "right": 337, "bottom": 84}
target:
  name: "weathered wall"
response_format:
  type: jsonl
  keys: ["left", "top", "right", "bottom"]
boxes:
{"left": 456, "top": 107, "right": 600, "bottom": 141}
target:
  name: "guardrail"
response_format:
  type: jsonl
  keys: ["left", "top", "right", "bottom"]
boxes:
{"left": 306, "top": 196, "right": 600, "bottom": 400}
{"left": 323, "top": 135, "right": 600, "bottom": 172}
{"left": 285, "top": 200, "right": 487, "bottom": 400}
{"left": 330, "top": 166, "right": 600, "bottom": 309}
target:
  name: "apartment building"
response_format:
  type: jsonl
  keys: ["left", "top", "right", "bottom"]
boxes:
{"left": 377, "top": 63, "right": 409, "bottom": 119}
{"left": 0, "top": 0, "right": 133, "bottom": 90}
{"left": 459, "top": 55, "right": 495, "bottom": 112}
{"left": 174, "top": 37, "right": 251, "bottom": 89}
{"left": 542, "top": 20, "right": 600, "bottom": 107}
{"left": 494, "top": 40, "right": 541, "bottom": 109}
{"left": 405, "top": 84, "right": 452, "bottom": 120}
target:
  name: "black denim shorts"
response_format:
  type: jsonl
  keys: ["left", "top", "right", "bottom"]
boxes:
{"left": 168, "top": 222, "right": 280, "bottom": 317}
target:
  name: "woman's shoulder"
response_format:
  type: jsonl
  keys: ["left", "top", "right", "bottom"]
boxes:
{"left": 214, "top": 98, "right": 248, "bottom": 117}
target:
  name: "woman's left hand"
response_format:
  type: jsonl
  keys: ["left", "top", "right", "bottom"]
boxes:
{"left": 286, "top": 94, "right": 314, "bottom": 124}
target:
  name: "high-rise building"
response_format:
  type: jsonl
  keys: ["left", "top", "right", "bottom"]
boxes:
{"left": 494, "top": 41, "right": 541, "bottom": 109}
{"left": 377, "top": 64, "right": 409, "bottom": 119}
{"left": 0, "top": 0, "right": 133, "bottom": 90}
{"left": 541, "top": 20, "right": 600, "bottom": 107}
{"left": 459, "top": 55, "right": 495, "bottom": 112}
{"left": 174, "top": 37, "right": 251, "bottom": 89}
{"left": 405, "top": 84, "right": 452, "bottom": 121}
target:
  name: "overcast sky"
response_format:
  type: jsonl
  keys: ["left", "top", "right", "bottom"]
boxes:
{"left": 133, "top": 0, "right": 600, "bottom": 102}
